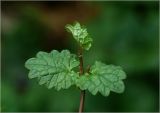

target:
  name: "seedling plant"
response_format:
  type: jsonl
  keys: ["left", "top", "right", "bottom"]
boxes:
{"left": 25, "top": 21, "right": 126, "bottom": 112}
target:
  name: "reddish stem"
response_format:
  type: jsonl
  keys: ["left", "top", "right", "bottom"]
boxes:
{"left": 78, "top": 47, "right": 85, "bottom": 113}
{"left": 79, "top": 91, "right": 85, "bottom": 113}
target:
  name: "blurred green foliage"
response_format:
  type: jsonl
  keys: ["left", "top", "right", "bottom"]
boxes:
{"left": 1, "top": 1, "right": 159, "bottom": 112}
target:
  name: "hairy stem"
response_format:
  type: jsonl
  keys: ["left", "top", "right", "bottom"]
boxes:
{"left": 78, "top": 47, "right": 85, "bottom": 113}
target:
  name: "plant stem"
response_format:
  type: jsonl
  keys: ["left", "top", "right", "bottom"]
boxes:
{"left": 79, "top": 91, "right": 85, "bottom": 113}
{"left": 78, "top": 47, "right": 85, "bottom": 113}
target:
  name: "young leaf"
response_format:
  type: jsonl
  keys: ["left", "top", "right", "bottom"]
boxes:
{"left": 76, "top": 61, "right": 126, "bottom": 96}
{"left": 25, "top": 50, "right": 79, "bottom": 90}
{"left": 65, "top": 21, "right": 93, "bottom": 50}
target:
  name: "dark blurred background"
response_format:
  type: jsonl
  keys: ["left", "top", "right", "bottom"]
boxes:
{"left": 1, "top": 1, "right": 159, "bottom": 112}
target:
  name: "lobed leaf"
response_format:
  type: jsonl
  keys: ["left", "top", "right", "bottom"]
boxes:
{"left": 25, "top": 50, "right": 80, "bottom": 90}
{"left": 65, "top": 21, "right": 93, "bottom": 50}
{"left": 76, "top": 61, "right": 126, "bottom": 96}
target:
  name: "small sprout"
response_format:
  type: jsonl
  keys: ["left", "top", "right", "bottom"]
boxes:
{"left": 25, "top": 21, "right": 126, "bottom": 112}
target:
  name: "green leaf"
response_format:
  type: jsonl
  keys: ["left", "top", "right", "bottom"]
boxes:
{"left": 25, "top": 50, "right": 80, "bottom": 90}
{"left": 76, "top": 61, "right": 126, "bottom": 96}
{"left": 65, "top": 21, "right": 93, "bottom": 50}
